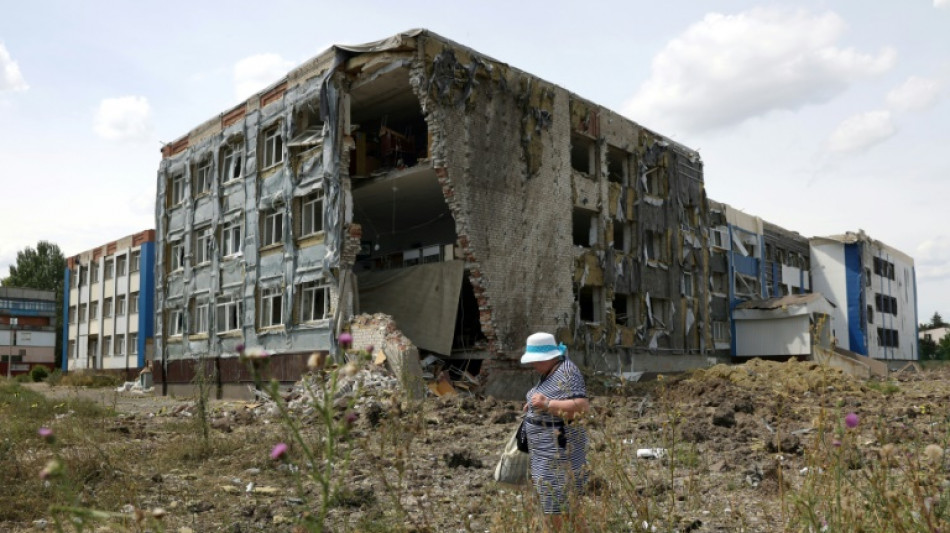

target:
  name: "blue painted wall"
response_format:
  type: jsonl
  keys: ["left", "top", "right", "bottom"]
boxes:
{"left": 844, "top": 242, "right": 867, "bottom": 355}
{"left": 138, "top": 241, "right": 156, "bottom": 368}
{"left": 61, "top": 267, "right": 70, "bottom": 372}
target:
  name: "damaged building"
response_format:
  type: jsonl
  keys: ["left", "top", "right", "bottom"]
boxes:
{"left": 153, "top": 29, "right": 714, "bottom": 398}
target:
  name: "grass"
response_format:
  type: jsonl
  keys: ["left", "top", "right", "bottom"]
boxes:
{"left": 4, "top": 358, "right": 950, "bottom": 532}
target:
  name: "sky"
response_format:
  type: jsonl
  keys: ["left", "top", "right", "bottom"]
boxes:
{"left": 1, "top": 1, "right": 948, "bottom": 321}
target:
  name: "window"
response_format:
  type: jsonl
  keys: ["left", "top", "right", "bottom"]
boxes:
{"left": 103, "top": 297, "right": 113, "bottom": 318}
{"left": 115, "top": 334, "right": 125, "bottom": 356}
{"left": 297, "top": 190, "right": 324, "bottom": 237}
{"left": 116, "top": 295, "right": 126, "bottom": 317}
{"left": 168, "top": 309, "right": 183, "bottom": 336}
{"left": 68, "top": 340, "right": 76, "bottom": 359}
{"left": 194, "top": 157, "right": 213, "bottom": 195}
{"left": 220, "top": 143, "right": 244, "bottom": 182}
{"left": 612, "top": 222, "right": 626, "bottom": 252}
{"left": 169, "top": 173, "right": 186, "bottom": 206}
{"left": 260, "top": 287, "right": 283, "bottom": 328}
{"left": 216, "top": 295, "right": 242, "bottom": 332}
{"left": 90, "top": 301, "right": 98, "bottom": 320}
{"left": 89, "top": 338, "right": 98, "bottom": 360}
{"left": 91, "top": 264, "right": 99, "bottom": 283}
{"left": 103, "top": 335, "right": 111, "bottom": 356}
{"left": 606, "top": 146, "right": 627, "bottom": 184}
{"left": 261, "top": 125, "right": 283, "bottom": 169}
{"left": 194, "top": 227, "right": 214, "bottom": 265}
{"left": 612, "top": 293, "right": 630, "bottom": 327}
{"left": 116, "top": 255, "right": 127, "bottom": 276}
{"left": 191, "top": 299, "right": 209, "bottom": 334}
{"left": 72, "top": 269, "right": 80, "bottom": 288}
{"left": 104, "top": 258, "right": 114, "bottom": 280}
{"left": 648, "top": 297, "right": 670, "bottom": 329}
{"left": 570, "top": 133, "right": 596, "bottom": 177}
{"left": 169, "top": 241, "right": 184, "bottom": 271}
{"left": 130, "top": 292, "right": 139, "bottom": 314}
{"left": 261, "top": 208, "right": 284, "bottom": 247}
{"left": 644, "top": 167, "right": 664, "bottom": 197}
{"left": 299, "top": 282, "right": 330, "bottom": 322}
{"left": 713, "top": 321, "right": 729, "bottom": 341}
{"left": 711, "top": 272, "right": 727, "bottom": 295}
{"left": 683, "top": 272, "right": 694, "bottom": 298}
{"left": 873, "top": 257, "right": 896, "bottom": 280}
{"left": 68, "top": 306, "right": 76, "bottom": 324}
{"left": 130, "top": 251, "right": 141, "bottom": 273}
{"left": 877, "top": 327, "right": 899, "bottom": 348}
{"left": 572, "top": 208, "right": 597, "bottom": 247}
{"left": 79, "top": 304, "right": 87, "bottom": 323}
{"left": 129, "top": 333, "right": 137, "bottom": 355}
{"left": 77, "top": 266, "right": 86, "bottom": 287}
{"left": 874, "top": 293, "right": 898, "bottom": 315}
{"left": 867, "top": 305, "right": 874, "bottom": 324}
{"left": 645, "top": 230, "right": 665, "bottom": 262}
{"left": 221, "top": 220, "right": 243, "bottom": 257}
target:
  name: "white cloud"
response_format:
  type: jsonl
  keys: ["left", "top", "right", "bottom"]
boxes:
{"left": 917, "top": 236, "right": 950, "bottom": 281}
{"left": 0, "top": 43, "right": 28, "bottom": 92}
{"left": 936, "top": 0, "right": 950, "bottom": 8}
{"left": 623, "top": 8, "right": 896, "bottom": 133}
{"left": 233, "top": 53, "right": 295, "bottom": 102}
{"left": 886, "top": 76, "right": 941, "bottom": 112}
{"left": 827, "top": 110, "right": 896, "bottom": 153}
{"left": 93, "top": 96, "right": 152, "bottom": 141}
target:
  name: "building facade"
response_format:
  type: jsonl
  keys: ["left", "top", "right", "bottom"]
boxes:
{"left": 154, "top": 29, "right": 712, "bottom": 396}
{"left": 0, "top": 287, "right": 56, "bottom": 377}
{"left": 810, "top": 231, "right": 918, "bottom": 361}
{"left": 63, "top": 230, "right": 156, "bottom": 374}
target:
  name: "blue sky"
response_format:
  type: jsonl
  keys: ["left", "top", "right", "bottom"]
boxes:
{"left": 1, "top": 1, "right": 948, "bottom": 321}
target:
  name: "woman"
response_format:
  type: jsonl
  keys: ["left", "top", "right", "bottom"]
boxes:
{"left": 521, "top": 332, "right": 590, "bottom": 530}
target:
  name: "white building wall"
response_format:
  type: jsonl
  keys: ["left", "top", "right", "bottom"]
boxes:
{"left": 809, "top": 241, "right": 850, "bottom": 351}
{"left": 735, "top": 315, "right": 812, "bottom": 356}
{"left": 864, "top": 242, "right": 917, "bottom": 361}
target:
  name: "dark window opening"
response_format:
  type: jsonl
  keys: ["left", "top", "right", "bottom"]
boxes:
{"left": 607, "top": 146, "right": 627, "bottom": 184}
{"left": 572, "top": 208, "right": 596, "bottom": 247}
{"left": 613, "top": 293, "right": 630, "bottom": 326}
{"left": 579, "top": 286, "right": 596, "bottom": 323}
{"left": 612, "top": 222, "right": 624, "bottom": 251}
{"left": 877, "top": 327, "right": 899, "bottom": 348}
{"left": 571, "top": 133, "right": 596, "bottom": 177}
{"left": 867, "top": 305, "right": 874, "bottom": 323}
{"left": 453, "top": 275, "right": 487, "bottom": 351}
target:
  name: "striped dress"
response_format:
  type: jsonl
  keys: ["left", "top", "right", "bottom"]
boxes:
{"left": 524, "top": 357, "right": 589, "bottom": 514}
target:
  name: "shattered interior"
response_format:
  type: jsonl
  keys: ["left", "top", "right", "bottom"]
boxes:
{"left": 154, "top": 29, "right": 714, "bottom": 395}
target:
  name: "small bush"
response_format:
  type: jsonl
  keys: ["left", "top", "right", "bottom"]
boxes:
{"left": 45, "top": 369, "right": 63, "bottom": 386}
{"left": 30, "top": 365, "right": 51, "bottom": 382}
{"left": 54, "top": 371, "right": 122, "bottom": 388}
{"left": 14, "top": 373, "right": 31, "bottom": 383}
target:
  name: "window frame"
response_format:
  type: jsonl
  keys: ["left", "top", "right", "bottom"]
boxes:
{"left": 220, "top": 143, "right": 244, "bottom": 183}
{"left": 168, "top": 309, "right": 184, "bottom": 337}
{"left": 194, "top": 157, "right": 213, "bottom": 196}
{"left": 191, "top": 299, "right": 209, "bottom": 335}
{"left": 299, "top": 190, "right": 325, "bottom": 237}
{"left": 194, "top": 226, "right": 214, "bottom": 266}
{"left": 130, "top": 292, "right": 139, "bottom": 315}
{"left": 261, "top": 208, "right": 284, "bottom": 247}
{"left": 298, "top": 281, "right": 330, "bottom": 322}
{"left": 170, "top": 173, "right": 186, "bottom": 206}
{"left": 116, "top": 255, "right": 127, "bottom": 277}
{"left": 221, "top": 220, "right": 243, "bottom": 257}
{"left": 130, "top": 251, "right": 141, "bottom": 273}
{"left": 169, "top": 240, "right": 184, "bottom": 272}
{"left": 261, "top": 125, "right": 284, "bottom": 169}
{"left": 216, "top": 295, "right": 242, "bottom": 333}
{"left": 259, "top": 287, "right": 283, "bottom": 328}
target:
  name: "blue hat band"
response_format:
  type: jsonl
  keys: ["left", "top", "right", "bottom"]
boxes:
{"left": 525, "top": 343, "right": 565, "bottom": 354}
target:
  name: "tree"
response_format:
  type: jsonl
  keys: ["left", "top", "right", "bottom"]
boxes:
{"left": 2, "top": 241, "right": 66, "bottom": 368}
{"left": 931, "top": 312, "right": 947, "bottom": 329}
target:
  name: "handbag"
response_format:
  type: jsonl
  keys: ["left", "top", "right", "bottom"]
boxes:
{"left": 493, "top": 421, "right": 530, "bottom": 485}
{"left": 516, "top": 417, "right": 529, "bottom": 453}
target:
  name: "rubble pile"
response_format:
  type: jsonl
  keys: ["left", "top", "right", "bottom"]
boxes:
{"left": 687, "top": 358, "right": 863, "bottom": 395}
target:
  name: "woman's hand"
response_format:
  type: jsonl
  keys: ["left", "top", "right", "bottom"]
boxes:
{"left": 530, "top": 393, "right": 549, "bottom": 411}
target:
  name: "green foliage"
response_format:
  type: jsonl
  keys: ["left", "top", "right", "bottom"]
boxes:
{"left": 30, "top": 365, "right": 51, "bottom": 382}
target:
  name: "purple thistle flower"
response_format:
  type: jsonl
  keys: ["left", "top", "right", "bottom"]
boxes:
{"left": 845, "top": 412, "right": 859, "bottom": 429}
{"left": 343, "top": 411, "right": 358, "bottom": 429}
{"left": 235, "top": 343, "right": 245, "bottom": 355}
{"left": 338, "top": 332, "right": 353, "bottom": 348}
{"left": 832, "top": 439, "right": 842, "bottom": 447}
{"left": 38, "top": 427, "right": 54, "bottom": 442}
{"left": 270, "top": 442, "right": 288, "bottom": 460}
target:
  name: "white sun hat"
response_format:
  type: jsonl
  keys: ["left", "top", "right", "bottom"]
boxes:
{"left": 520, "top": 332, "right": 566, "bottom": 364}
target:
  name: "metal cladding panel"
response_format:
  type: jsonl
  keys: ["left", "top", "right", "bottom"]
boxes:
{"left": 139, "top": 241, "right": 156, "bottom": 367}
{"left": 61, "top": 267, "right": 70, "bottom": 371}
{"left": 845, "top": 242, "right": 867, "bottom": 355}
{"left": 733, "top": 254, "right": 759, "bottom": 276}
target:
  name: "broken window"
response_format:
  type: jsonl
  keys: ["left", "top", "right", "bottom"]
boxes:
{"left": 259, "top": 287, "right": 283, "bottom": 328}
{"left": 572, "top": 207, "right": 597, "bottom": 247}
{"left": 190, "top": 298, "right": 209, "bottom": 335}
{"left": 570, "top": 133, "right": 597, "bottom": 177}
{"left": 648, "top": 297, "right": 669, "bottom": 329}
{"left": 168, "top": 173, "right": 186, "bottom": 207}
{"left": 194, "top": 226, "right": 214, "bottom": 266}
{"left": 168, "top": 309, "right": 183, "bottom": 336}
{"left": 645, "top": 230, "right": 665, "bottom": 262}
{"left": 873, "top": 257, "right": 895, "bottom": 280}
{"left": 296, "top": 190, "right": 324, "bottom": 238}
{"left": 607, "top": 146, "right": 628, "bottom": 184}
{"left": 643, "top": 167, "right": 664, "bottom": 197}
{"left": 874, "top": 293, "right": 898, "bottom": 315}
{"left": 221, "top": 220, "right": 243, "bottom": 257}
{"left": 261, "top": 125, "right": 284, "bottom": 170}
{"left": 216, "top": 295, "right": 242, "bottom": 333}
{"left": 220, "top": 142, "right": 244, "bottom": 183}
{"left": 612, "top": 222, "right": 626, "bottom": 252}
{"left": 711, "top": 272, "right": 727, "bottom": 295}
{"left": 613, "top": 293, "right": 631, "bottom": 326}
{"left": 168, "top": 240, "right": 184, "bottom": 272}
{"left": 877, "top": 327, "right": 899, "bottom": 348}
{"left": 709, "top": 227, "right": 727, "bottom": 249}
{"left": 578, "top": 286, "right": 598, "bottom": 323}
{"left": 194, "top": 156, "right": 213, "bottom": 195}
{"left": 261, "top": 208, "right": 284, "bottom": 248}
{"left": 298, "top": 281, "right": 330, "bottom": 322}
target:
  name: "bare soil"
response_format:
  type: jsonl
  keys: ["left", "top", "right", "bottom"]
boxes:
{"left": 9, "top": 359, "right": 950, "bottom": 532}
